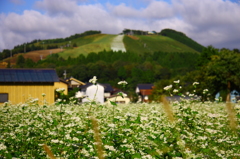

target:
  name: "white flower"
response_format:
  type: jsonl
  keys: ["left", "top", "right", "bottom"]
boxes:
{"left": 42, "top": 93, "right": 46, "bottom": 97}
{"left": 164, "top": 85, "right": 172, "bottom": 90}
{"left": 51, "top": 139, "right": 59, "bottom": 143}
{"left": 89, "top": 76, "right": 97, "bottom": 84}
{"left": 174, "top": 80, "right": 180, "bottom": 83}
{"left": 203, "top": 89, "right": 209, "bottom": 94}
{"left": 189, "top": 94, "right": 195, "bottom": 97}
{"left": 0, "top": 143, "right": 7, "bottom": 150}
{"left": 173, "top": 89, "right": 179, "bottom": 93}
{"left": 56, "top": 88, "right": 65, "bottom": 93}
{"left": 56, "top": 98, "right": 62, "bottom": 102}
{"left": 193, "top": 82, "right": 199, "bottom": 85}
{"left": 108, "top": 124, "right": 115, "bottom": 128}
{"left": 75, "top": 92, "right": 87, "bottom": 98}
{"left": 207, "top": 113, "right": 219, "bottom": 118}
{"left": 104, "top": 145, "right": 116, "bottom": 151}
{"left": 118, "top": 80, "right": 128, "bottom": 85}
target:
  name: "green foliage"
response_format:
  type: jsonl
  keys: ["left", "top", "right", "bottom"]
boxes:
{"left": 160, "top": 28, "right": 205, "bottom": 52}
{"left": 204, "top": 49, "right": 240, "bottom": 97}
{"left": 31, "top": 50, "right": 199, "bottom": 92}
{"left": 16, "top": 55, "right": 25, "bottom": 68}
{"left": 123, "top": 34, "right": 199, "bottom": 54}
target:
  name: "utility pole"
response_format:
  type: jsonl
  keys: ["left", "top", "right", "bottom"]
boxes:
{"left": 63, "top": 70, "right": 67, "bottom": 79}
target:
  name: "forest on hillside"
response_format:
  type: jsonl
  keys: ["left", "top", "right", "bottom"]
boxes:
{"left": 13, "top": 46, "right": 240, "bottom": 102}
{"left": 0, "top": 30, "right": 101, "bottom": 61}
{"left": 14, "top": 50, "right": 198, "bottom": 89}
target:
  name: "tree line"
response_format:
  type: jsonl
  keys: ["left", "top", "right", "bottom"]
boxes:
{"left": 12, "top": 46, "right": 240, "bottom": 102}
{"left": 151, "top": 46, "right": 240, "bottom": 102}
{"left": 0, "top": 30, "right": 101, "bottom": 61}
{"left": 14, "top": 50, "right": 198, "bottom": 90}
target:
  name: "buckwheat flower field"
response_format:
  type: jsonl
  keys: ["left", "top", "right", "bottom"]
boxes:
{"left": 0, "top": 100, "right": 239, "bottom": 158}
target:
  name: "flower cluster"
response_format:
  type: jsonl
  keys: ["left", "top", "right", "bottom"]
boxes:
{"left": 164, "top": 84, "right": 172, "bottom": 91}
{"left": 118, "top": 80, "right": 128, "bottom": 88}
{"left": 56, "top": 88, "right": 65, "bottom": 93}
{"left": 118, "top": 80, "right": 128, "bottom": 85}
{"left": 193, "top": 82, "right": 199, "bottom": 85}
{"left": 89, "top": 76, "right": 97, "bottom": 84}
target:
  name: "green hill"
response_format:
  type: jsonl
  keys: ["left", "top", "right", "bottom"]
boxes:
{"left": 58, "top": 34, "right": 116, "bottom": 59}
{"left": 123, "top": 34, "right": 199, "bottom": 54}
{"left": 0, "top": 29, "right": 205, "bottom": 62}
{"left": 57, "top": 32, "right": 201, "bottom": 59}
{"left": 159, "top": 29, "right": 205, "bottom": 52}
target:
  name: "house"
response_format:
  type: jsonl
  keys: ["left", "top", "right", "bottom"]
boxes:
{"left": 102, "top": 83, "right": 114, "bottom": 99}
{"left": 136, "top": 84, "right": 154, "bottom": 102}
{"left": 0, "top": 68, "right": 68, "bottom": 105}
{"left": 65, "top": 77, "right": 85, "bottom": 90}
{"left": 148, "top": 31, "right": 157, "bottom": 35}
{"left": 79, "top": 83, "right": 105, "bottom": 104}
{"left": 106, "top": 92, "right": 130, "bottom": 104}
{"left": 215, "top": 90, "right": 240, "bottom": 103}
{"left": 77, "top": 83, "right": 114, "bottom": 104}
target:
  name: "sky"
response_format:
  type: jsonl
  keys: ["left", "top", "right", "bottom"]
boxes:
{"left": 0, "top": 0, "right": 240, "bottom": 52}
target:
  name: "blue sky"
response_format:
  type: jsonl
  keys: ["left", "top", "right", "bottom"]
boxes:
{"left": 0, "top": 0, "right": 240, "bottom": 51}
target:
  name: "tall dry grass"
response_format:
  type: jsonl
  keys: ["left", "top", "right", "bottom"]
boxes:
{"left": 43, "top": 144, "right": 56, "bottom": 159}
{"left": 91, "top": 116, "right": 105, "bottom": 159}
{"left": 160, "top": 95, "right": 175, "bottom": 123}
{"left": 226, "top": 94, "right": 237, "bottom": 131}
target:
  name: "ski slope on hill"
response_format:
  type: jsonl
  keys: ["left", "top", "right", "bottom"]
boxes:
{"left": 111, "top": 35, "right": 126, "bottom": 52}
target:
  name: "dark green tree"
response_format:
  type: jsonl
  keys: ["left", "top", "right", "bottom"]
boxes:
{"left": 16, "top": 55, "right": 25, "bottom": 68}
{"left": 204, "top": 49, "right": 240, "bottom": 100}
{"left": 25, "top": 58, "right": 35, "bottom": 68}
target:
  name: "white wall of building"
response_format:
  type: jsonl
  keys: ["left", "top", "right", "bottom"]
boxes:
{"left": 82, "top": 84, "right": 104, "bottom": 104}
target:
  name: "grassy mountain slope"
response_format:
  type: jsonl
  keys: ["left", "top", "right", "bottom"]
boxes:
{"left": 1, "top": 29, "right": 204, "bottom": 66}
{"left": 58, "top": 34, "right": 116, "bottom": 58}
{"left": 124, "top": 35, "right": 199, "bottom": 54}
{"left": 160, "top": 29, "right": 205, "bottom": 52}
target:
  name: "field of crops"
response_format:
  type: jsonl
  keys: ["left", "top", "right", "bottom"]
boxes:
{"left": 0, "top": 97, "right": 239, "bottom": 158}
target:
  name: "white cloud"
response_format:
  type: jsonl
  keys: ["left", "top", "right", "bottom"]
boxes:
{"left": 35, "top": 0, "right": 79, "bottom": 16}
{"left": 172, "top": 0, "right": 240, "bottom": 48}
{"left": 10, "top": 0, "right": 25, "bottom": 5}
{"left": 0, "top": 0, "right": 240, "bottom": 51}
{"left": 142, "top": 1, "right": 174, "bottom": 19}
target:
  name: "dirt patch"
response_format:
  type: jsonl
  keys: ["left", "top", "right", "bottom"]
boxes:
{"left": 127, "top": 35, "right": 139, "bottom": 40}
{"left": 2, "top": 48, "right": 63, "bottom": 67}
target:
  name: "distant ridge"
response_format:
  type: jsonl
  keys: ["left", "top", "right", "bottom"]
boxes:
{"left": 159, "top": 29, "right": 205, "bottom": 52}
{"left": 0, "top": 28, "right": 205, "bottom": 64}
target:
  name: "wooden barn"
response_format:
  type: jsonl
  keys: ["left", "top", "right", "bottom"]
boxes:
{"left": 0, "top": 68, "right": 68, "bottom": 105}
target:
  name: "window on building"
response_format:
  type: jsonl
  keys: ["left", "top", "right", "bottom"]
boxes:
{"left": 0, "top": 93, "right": 8, "bottom": 103}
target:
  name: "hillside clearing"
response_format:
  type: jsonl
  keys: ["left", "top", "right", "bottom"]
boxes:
{"left": 111, "top": 35, "right": 126, "bottom": 52}
{"left": 2, "top": 48, "right": 63, "bottom": 65}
